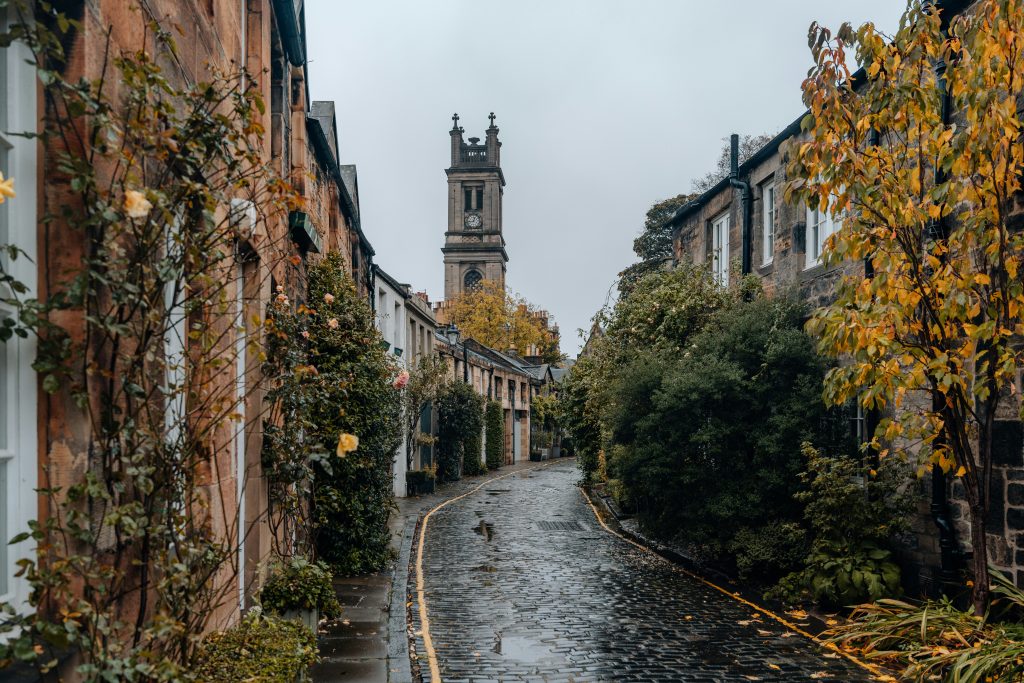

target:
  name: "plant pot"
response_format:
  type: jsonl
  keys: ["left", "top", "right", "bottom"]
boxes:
{"left": 282, "top": 607, "right": 319, "bottom": 632}
{"left": 406, "top": 471, "right": 436, "bottom": 495}
{"left": 540, "top": 448, "right": 550, "bottom": 459}
{"left": 529, "top": 452, "right": 542, "bottom": 462}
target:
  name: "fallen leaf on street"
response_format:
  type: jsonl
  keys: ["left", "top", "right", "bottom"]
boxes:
{"left": 757, "top": 629, "right": 773, "bottom": 636}
{"left": 809, "top": 673, "right": 829, "bottom": 680}
{"left": 780, "top": 631, "right": 795, "bottom": 638}
{"left": 786, "top": 609, "right": 808, "bottom": 619}
{"left": 767, "top": 663, "right": 781, "bottom": 671}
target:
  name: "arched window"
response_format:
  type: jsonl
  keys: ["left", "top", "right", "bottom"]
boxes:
{"left": 464, "top": 269, "right": 483, "bottom": 290}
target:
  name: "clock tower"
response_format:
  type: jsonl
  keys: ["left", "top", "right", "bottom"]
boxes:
{"left": 442, "top": 112, "right": 508, "bottom": 300}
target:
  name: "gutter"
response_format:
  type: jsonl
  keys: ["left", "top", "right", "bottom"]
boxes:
{"left": 306, "top": 115, "right": 376, "bottom": 261}
{"left": 272, "top": 0, "right": 305, "bottom": 66}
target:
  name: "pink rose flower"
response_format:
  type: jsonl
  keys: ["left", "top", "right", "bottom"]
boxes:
{"left": 393, "top": 370, "right": 410, "bottom": 390}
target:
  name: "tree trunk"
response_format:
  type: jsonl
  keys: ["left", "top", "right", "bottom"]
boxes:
{"left": 969, "top": 503, "right": 991, "bottom": 615}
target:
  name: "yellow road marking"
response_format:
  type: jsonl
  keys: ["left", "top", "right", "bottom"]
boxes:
{"left": 579, "top": 487, "right": 893, "bottom": 682}
{"left": 414, "top": 460, "right": 562, "bottom": 682}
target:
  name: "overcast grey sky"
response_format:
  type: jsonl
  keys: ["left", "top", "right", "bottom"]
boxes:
{"left": 306, "top": 1, "right": 904, "bottom": 356}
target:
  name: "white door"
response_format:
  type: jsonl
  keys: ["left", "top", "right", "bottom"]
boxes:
{"left": 0, "top": 9, "right": 38, "bottom": 612}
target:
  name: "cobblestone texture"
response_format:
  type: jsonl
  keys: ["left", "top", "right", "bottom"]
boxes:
{"left": 411, "top": 461, "right": 874, "bottom": 682}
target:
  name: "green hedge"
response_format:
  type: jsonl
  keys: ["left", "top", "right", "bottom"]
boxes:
{"left": 194, "top": 612, "right": 317, "bottom": 682}
{"left": 484, "top": 401, "right": 504, "bottom": 469}
{"left": 307, "top": 253, "right": 402, "bottom": 574}
{"left": 436, "top": 382, "right": 484, "bottom": 482}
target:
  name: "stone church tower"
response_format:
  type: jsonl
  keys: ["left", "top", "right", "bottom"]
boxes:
{"left": 442, "top": 113, "right": 508, "bottom": 300}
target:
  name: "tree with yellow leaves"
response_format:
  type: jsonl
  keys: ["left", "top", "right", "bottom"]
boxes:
{"left": 790, "top": 0, "right": 1024, "bottom": 613}
{"left": 445, "top": 279, "right": 561, "bottom": 362}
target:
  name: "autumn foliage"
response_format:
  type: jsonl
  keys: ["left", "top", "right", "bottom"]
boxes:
{"left": 789, "top": 0, "right": 1024, "bottom": 612}
{"left": 444, "top": 279, "right": 560, "bottom": 362}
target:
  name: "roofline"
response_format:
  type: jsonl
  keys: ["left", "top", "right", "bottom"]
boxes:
{"left": 666, "top": 0, "right": 974, "bottom": 229}
{"left": 372, "top": 265, "right": 410, "bottom": 298}
{"left": 666, "top": 115, "right": 804, "bottom": 227}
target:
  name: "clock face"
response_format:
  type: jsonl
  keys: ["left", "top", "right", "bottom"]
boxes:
{"left": 464, "top": 213, "right": 482, "bottom": 229}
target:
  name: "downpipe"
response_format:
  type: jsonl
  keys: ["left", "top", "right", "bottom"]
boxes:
{"left": 728, "top": 133, "right": 752, "bottom": 276}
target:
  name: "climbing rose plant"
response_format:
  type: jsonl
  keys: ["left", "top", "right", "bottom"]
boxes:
{"left": 0, "top": 7, "right": 302, "bottom": 678}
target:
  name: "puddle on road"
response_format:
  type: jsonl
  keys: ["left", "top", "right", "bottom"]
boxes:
{"left": 493, "top": 634, "right": 553, "bottom": 663}
{"left": 473, "top": 520, "right": 495, "bottom": 541}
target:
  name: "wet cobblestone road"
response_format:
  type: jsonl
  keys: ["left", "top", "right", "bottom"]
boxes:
{"left": 411, "top": 460, "right": 877, "bottom": 683}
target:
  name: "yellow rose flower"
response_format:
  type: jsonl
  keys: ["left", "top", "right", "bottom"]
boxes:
{"left": 0, "top": 172, "right": 15, "bottom": 205}
{"left": 124, "top": 189, "right": 153, "bottom": 218}
{"left": 336, "top": 432, "right": 359, "bottom": 457}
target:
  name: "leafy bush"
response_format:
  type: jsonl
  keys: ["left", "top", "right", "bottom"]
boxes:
{"left": 828, "top": 571, "right": 1024, "bottom": 682}
{"left": 258, "top": 557, "right": 342, "bottom": 620}
{"left": 194, "top": 611, "right": 318, "bottom": 683}
{"left": 406, "top": 468, "right": 436, "bottom": 495}
{"left": 770, "top": 443, "right": 910, "bottom": 606}
{"left": 307, "top": 253, "right": 403, "bottom": 574}
{"left": 729, "top": 523, "right": 808, "bottom": 582}
{"left": 484, "top": 401, "right": 505, "bottom": 469}
{"left": 436, "top": 382, "right": 484, "bottom": 482}
{"left": 604, "top": 294, "right": 832, "bottom": 581}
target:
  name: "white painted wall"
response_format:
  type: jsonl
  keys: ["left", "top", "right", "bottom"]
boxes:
{"left": 375, "top": 275, "right": 409, "bottom": 497}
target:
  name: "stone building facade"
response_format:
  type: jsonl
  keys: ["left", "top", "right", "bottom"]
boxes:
{"left": 435, "top": 329, "right": 539, "bottom": 466}
{"left": 663, "top": 0, "right": 1024, "bottom": 594}
{"left": 4, "top": 0, "right": 380, "bottom": 645}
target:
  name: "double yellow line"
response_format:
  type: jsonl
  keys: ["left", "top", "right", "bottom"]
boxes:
{"left": 412, "top": 463, "right": 888, "bottom": 683}
{"left": 579, "top": 487, "right": 892, "bottom": 682}
{"left": 414, "top": 461, "right": 561, "bottom": 682}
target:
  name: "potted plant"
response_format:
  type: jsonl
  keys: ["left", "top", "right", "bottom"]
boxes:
{"left": 406, "top": 466, "right": 436, "bottom": 495}
{"left": 258, "top": 556, "right": 342, "bottom": 630}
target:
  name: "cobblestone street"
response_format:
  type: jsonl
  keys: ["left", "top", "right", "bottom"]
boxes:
{"left": 411, "top": 461, "right": 877, "bottom": 683}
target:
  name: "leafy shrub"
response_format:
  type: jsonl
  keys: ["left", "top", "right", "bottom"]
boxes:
{"left": 729, "top": 523, "right": 808, "bottom": 581}
{"left": 604, "top": 294, "right": 832, "bottom": 582}
{"left": 484, "top": 401, "right": 504, "bottom": 469}
{"left": 770, "top": 443, "right": 910, "bottom": 606}
{"left": 406, "top": 468, "right": 436, "bottom": 495}
{"left": 436, "top": 382, "right": 484, "bottom": 482}
{"left": 258, "top": 556, "right": 342, "bottom": 620}
{"left": 307, "top": 253, "right": 402, "bottom": 574}
{"left": 828, "top": 571, "right": 1024, "bottom": 682}
{"left": 194, "top": 611, "right": 318, "bottom": 683}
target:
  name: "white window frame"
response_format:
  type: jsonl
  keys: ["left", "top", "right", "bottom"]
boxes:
{"left": 805, "top": 200, "right": 843, "bottom": 269}
{"left": 710, "top": 212, "right": 730, "bottom": 286}
{"left": 0, "top": 7, "right": 38, "bottom": 614}
{"left": 762, "top": 182, "right": 775, "bottom": 265}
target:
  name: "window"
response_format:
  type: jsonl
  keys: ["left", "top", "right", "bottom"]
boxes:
{"left": 464, "top": 185, "right": 483, "bottom": 211}
{"left": 805, "top": 201, "right": 842, "bottom": 268}
{"left": 710, "top": 213, "right": 730, "bottom": 285}
{"left": 464, "top": 269, "right": 483, "bottom": 290}
{"left": 762, "top": 183, "right": 775, "bottom": 265}
{"left": 495, "top": 377, "right": 502, "bottom": 399}
{"left": 0, "top": 10, "right": 38, "bottom": 611}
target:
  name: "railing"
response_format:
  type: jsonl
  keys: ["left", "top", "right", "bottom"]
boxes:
{"left": 460, "top": 147, "right": 489, "bottom": 165}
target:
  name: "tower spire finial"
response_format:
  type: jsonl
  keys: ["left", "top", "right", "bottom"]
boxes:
{"left": 452, "top": 112, "right": 460, "bottom": 131}
{"left": 488, "top": 112, "right": 496, "bottom": 128}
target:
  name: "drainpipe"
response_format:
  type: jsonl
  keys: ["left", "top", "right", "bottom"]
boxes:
{"left": 728, "top": 134, "right": 753, "bottom": 276}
